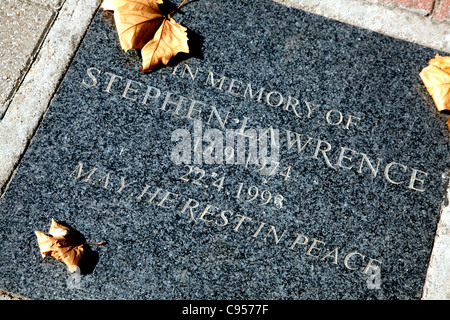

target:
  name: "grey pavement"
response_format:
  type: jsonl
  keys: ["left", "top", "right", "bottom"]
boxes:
{"left": 0, "top": 0, "right": 54, "bottom": 117}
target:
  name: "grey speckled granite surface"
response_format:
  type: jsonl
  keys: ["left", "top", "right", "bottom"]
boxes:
{"left": 0, "top": 0, "right": 449, "bottom": 299}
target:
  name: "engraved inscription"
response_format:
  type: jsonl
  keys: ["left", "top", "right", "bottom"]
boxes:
{"left": 68, "top": 162, "right": 382, "bottom": 278}
{"left": 176, "top": 165, "right": 285, "bottom": 210}
{"left": 81, "top": 66, "right": 429, "bottom": 192}
{"left": 71, "top": 57, "right": 438, "bottom": 286}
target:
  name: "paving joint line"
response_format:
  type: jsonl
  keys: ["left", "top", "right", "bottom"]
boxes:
{"left": 0, "top": 10, "right": 59, "bottom": 120}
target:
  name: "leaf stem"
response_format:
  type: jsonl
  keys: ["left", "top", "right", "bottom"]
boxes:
{"left": 85, "top": 241, "right": 105, "bottom": 246}
{"left": 168, "top": 0, "right": 187, "bottom": 17}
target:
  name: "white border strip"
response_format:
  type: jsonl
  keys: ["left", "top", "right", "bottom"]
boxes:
{"left": 275, "top": 0, "right": 450, "bottom": 53}
{"left": 422, "top": 181, "right": 450, "bottom": 300}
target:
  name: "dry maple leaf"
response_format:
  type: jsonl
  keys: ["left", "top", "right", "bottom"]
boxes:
{"left": 420, "top": 55, "right": 450, "bottom": 128}
{"left": 101, "top": 0, "right": 189, "bottom": 72}
{"left": 35, "top": 219, "right": 104, "bottom": 273}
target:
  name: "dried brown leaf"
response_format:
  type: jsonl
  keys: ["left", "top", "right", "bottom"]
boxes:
{"left": 101, "top": 0, "right": 189, "bottom": 71}
{"left": 420, "top": 55, "right": 450, "bottom": 128}
{"left": 35, "top": 219, "right": 102, "bottom": 273}
{"left": 141, "top": 17, "right": 189, "bottom": 71}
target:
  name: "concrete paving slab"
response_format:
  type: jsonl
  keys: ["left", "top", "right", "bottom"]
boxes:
{"left": 0, "top": 0, "right": 54, "bottom": 118}
{"left": 29, "top": 0, "right": 65, "bottom": 10}
{"left": 422, "top": 182, "right": 450, "bottom": 300}
{"left": 0, "top": 0, "right": 102, "bottom": 195}
{"left": 276, "top": 0, "right": 450, "bottom": 53}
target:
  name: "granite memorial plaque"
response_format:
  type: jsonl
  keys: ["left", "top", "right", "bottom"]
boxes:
{"left": 0, "top": 0, "right": 449, "bottom": 300}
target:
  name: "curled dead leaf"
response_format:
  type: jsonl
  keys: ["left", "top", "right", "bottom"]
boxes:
{"left": 141, "top": 17, "right": 189, "bottom": 71}
{"left": 419, "top": 55, "right": 450, "bottom": 128}
{"left": 35, "top": 219, "right": 104, "bottom": 273}
{"left": 102, "top": 0, "right": 189, "bottom": 72}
